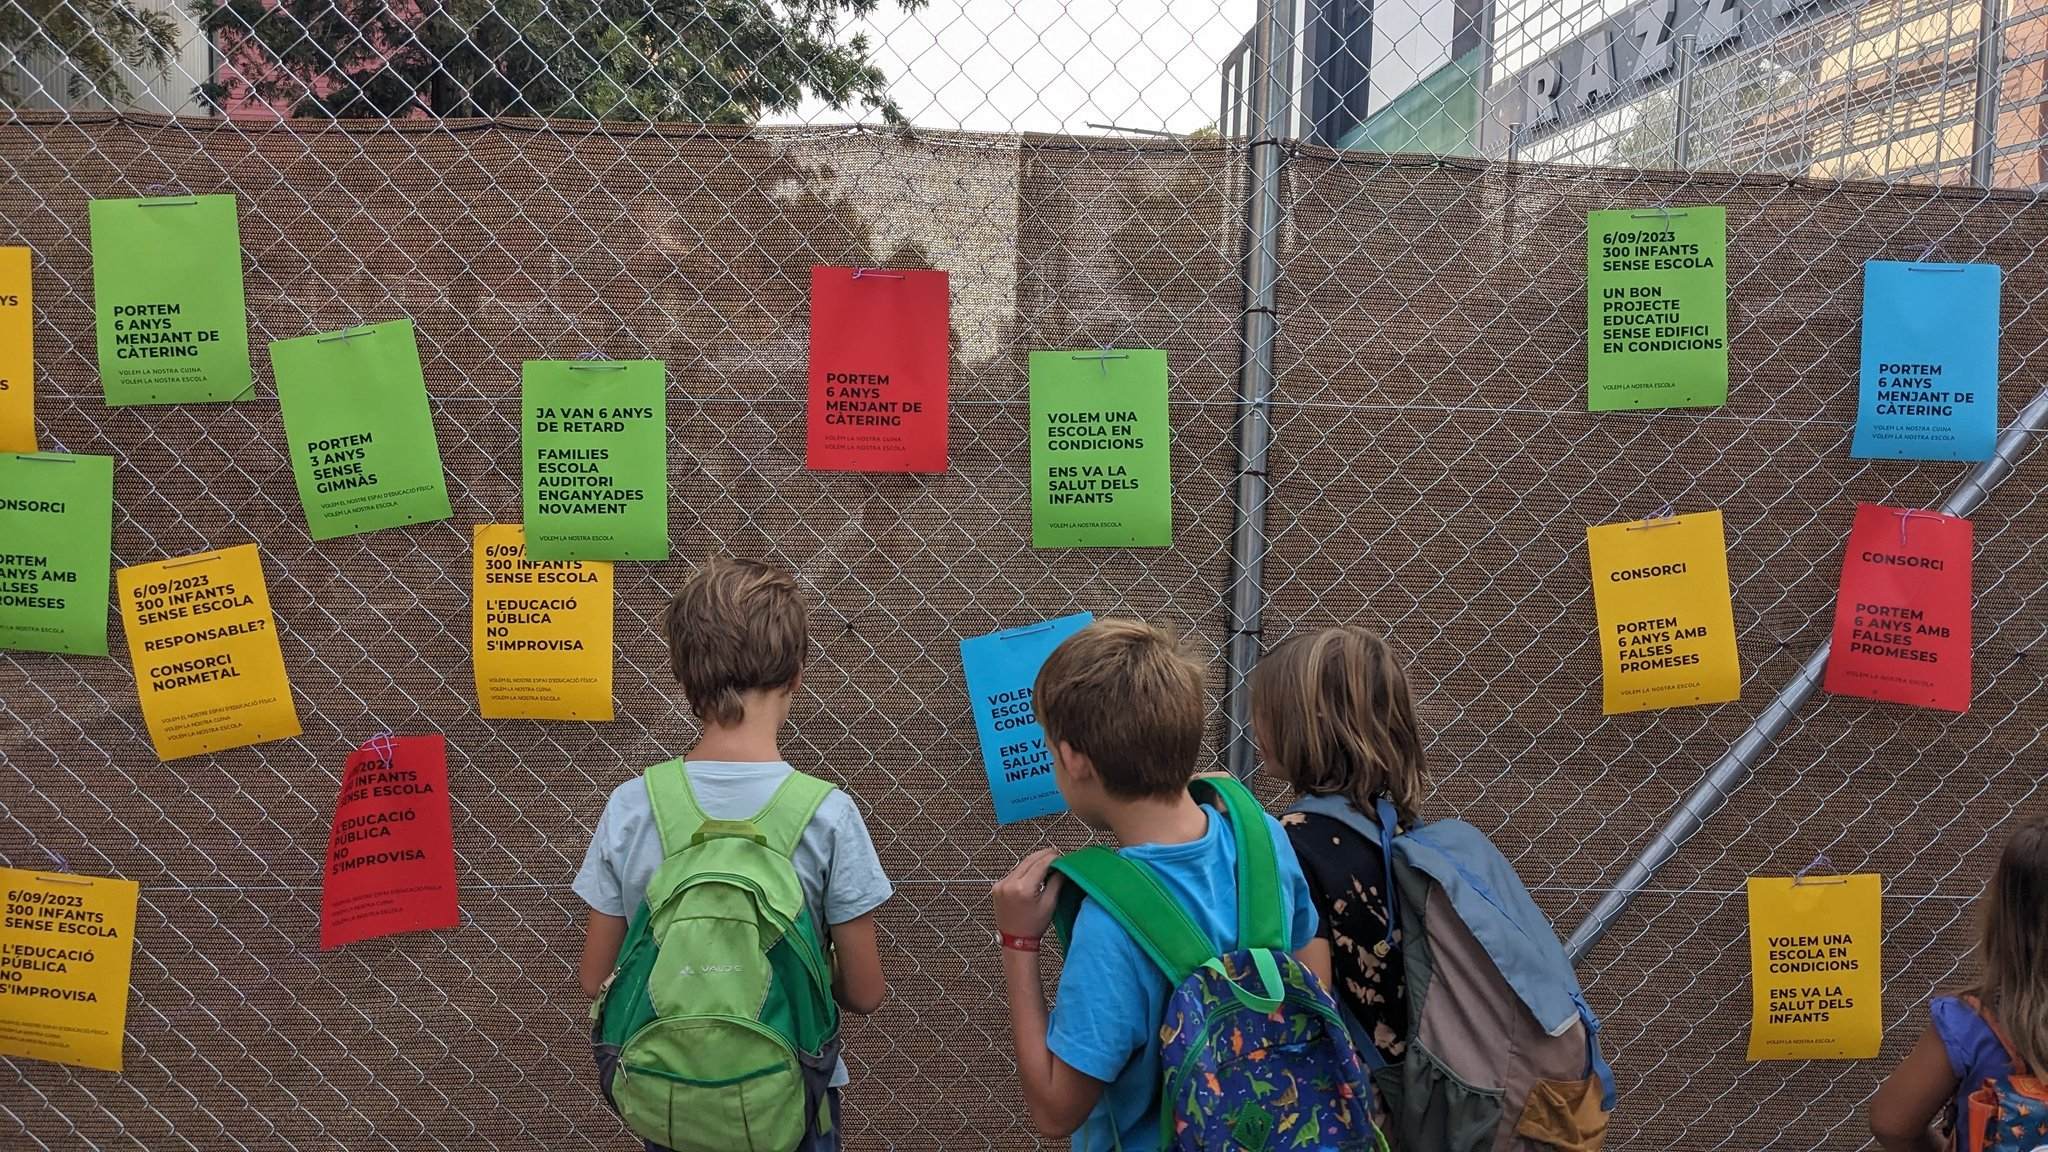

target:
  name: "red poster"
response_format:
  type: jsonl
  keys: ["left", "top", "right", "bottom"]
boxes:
{"left": 806, "top": 265, "right": 949, "bottom": 472}
{"left": 1824, "top": 504, "right": 1973, "bottom": 712}
{"left": 321, "top": 734, "right": 459, "bottom": 949}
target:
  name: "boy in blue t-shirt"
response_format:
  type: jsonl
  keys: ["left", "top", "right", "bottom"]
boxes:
{"left": 991, "top": 619, "right": 1327, "bottom": 1151}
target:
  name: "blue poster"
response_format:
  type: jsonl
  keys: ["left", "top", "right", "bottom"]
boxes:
{"left": 959, "top": 611, "right": 1093, "bottom": 824}
{"left": 1853, "top": 260, "right": 2001, "bottom": 461}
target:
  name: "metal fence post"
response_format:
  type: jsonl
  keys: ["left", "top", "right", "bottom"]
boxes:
{"left": 1673, "top": 35, "right": 1698, "bottom": 170}
{"left": 1564, "top": 379, "right": 2048, "bottom": 964}
{"left": 1970, "top": 0, "right": 2007, "bottom": 186}
{"left": 1224, "top": 0, "right": 1297, "bottom": 778}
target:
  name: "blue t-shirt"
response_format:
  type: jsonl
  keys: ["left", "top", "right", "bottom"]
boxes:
{"left": 1932, "top": 995, "right": 2019, "bottom": 1133}
{"left": 1047, "top": 808, "right": 1318, "bottom": 1152}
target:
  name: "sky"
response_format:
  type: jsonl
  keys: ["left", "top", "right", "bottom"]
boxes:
{"left": 774, "top": 0, "right": 1262, "bottom": 134}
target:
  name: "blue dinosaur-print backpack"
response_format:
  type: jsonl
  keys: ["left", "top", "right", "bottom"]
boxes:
{"left": 1050, "top": 777, "right": 1385, "bottom": 1152}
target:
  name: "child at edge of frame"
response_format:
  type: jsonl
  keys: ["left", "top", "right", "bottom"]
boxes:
{"left": 573, "top": 557, "right": 893, "bottom": 1152}
{"left": 988, "top": 616, "right": 1345, "bottom": 1151}
{"left": 1870, "top": 817, "right": 2048, "bottom": 1152}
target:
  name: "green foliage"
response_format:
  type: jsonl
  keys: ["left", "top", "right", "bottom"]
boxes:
{"left": 193, "top": 0, "right": 923, "bottom": 123}
{"left": 0, "top": 0, "right": 181, "bottom": 106}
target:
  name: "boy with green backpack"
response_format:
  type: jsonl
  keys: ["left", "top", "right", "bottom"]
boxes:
{"left": 991, "top": 619, "right": 1380, "bottom": 1151}
{"left": 575, "top": 558, "right": 893, "bottom": 1152}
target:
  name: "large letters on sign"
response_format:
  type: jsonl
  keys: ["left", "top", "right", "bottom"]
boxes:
{"left": 960, "top": 613, "right": 1093, "bottom": 824}
{"left": 1586, "top": 509, "right": 1742, "bottom": 714}
{"left": 0, "top": 247, "right": 32, "bottom": 450}
{"left": 806, "top": 266, "right": 950, "bottom": 472}
{"left": 1824, "top": 504, "right": 1972, "bottom": 712}
{"left": 0, "top": 867, "right": 140, "bottom": 1072}
{"left": 521, "top": 359, "right": 669, "bottom": 561}
{"left": 90, "top": 194, "right": 253, "bottom": 405}
{"left": 322, "top": 734, "right": 460, "bottom": 949}
{"left": 117, "top": 543, "right": 301, "bottom": 761}
{"left": 1747, "top": 874, "right": 1883, "bottom": 1061}
{"left": 1586, "top": 206, "right": 1730, "bottom": 410}
{"left": 1852, "top": 261, "right": 2000, "bottom": 462}
{"left": 1029, "top": 350, "right": 1173, "bottom": 548}
{"left": 272, "top": 318, "right": 453, "bottom": 540}
{"left": 472, "top": 524, "right": 614, "bottom": 721}
{"left": 0, "top": 451, "right": 113, "bottom": 656}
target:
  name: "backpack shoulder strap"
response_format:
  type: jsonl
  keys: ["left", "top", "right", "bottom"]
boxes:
{"left": 644, "top": 758, "right": 709, "bottom": 857}
{"left": 750, "top": 771, "right": 835, "bottom": 859}
{"left": 1190, "top": 775, "right": 1284, "bottom": 951}
{"left": 1288, "top": 791, "right": 1405, "bottom": 951}
{"left": 1287, "top": 792, "right": 1385, "bottom": 846}
{"left": 1050, "top": 847, "right": 1214, "bottom": 985}
{"left": 1961, "top": 994, "right": 2032, "bottom": 1074}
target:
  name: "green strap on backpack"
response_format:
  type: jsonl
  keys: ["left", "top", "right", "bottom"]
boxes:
{"left": 595, "top": 760, "right": 841, "bottom": 1152}
{"left": 646, "top": 756, "right": 828, "bottom": 859}
{"left": 1048, "top": 776, "right": 1287, "bottom": 1014}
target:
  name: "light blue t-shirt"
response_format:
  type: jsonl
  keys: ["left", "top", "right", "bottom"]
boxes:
{"left": 1047, "top": 808, "right": 1318, "bottom": 1152}
{"left": 573, "top": 760, "right": 894, "bottom": 1088}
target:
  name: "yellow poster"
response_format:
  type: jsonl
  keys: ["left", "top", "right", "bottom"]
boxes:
{"left": 117, "top": 542, "right": 301, "bottom": 760}
{"left": 0, "top": 247, "right": 32, "bottom": 452}
{"left": 1747, "top": 874, "right": 1883, "bottom": 1061}
{"left": 1586, "top": 509, "right": 1742, "bottom": 714}
{"left": 0, "top": 867, "right": 140, "bottom": 1071}
{"left": 473, "top": 523, "right": 613, "bottom": 720}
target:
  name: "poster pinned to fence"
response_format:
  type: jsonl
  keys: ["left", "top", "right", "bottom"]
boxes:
{"left": 806, "top": 266, "right": 949, "bottom": 472}
{"left": 472, "top": 524, "right": 613, "bottom": 721}
{"left": 89, "top": 194, "right": 253, "bottom": 406}
{"left": 521, "top": 359, "right": 669, "bottom": 561}
{"left": 1585, "top": 205, "right": 1729, "bottom": 411}
{"left": 960, "top": 612, "right": 1093, "bottom": 824}
{"left": 1746, "top": 873, "right": 1883, "bottom": 1062}
{"left": 0, "top": 866, "right": 140, "bottom": 1072}
{"left": 1029, "top": 350, "right": 1172, "bottom": 549}
{"left": 271, "top": 318, "right": 452, "bottom": 541}
{"left": 0, "top": 451, "right": 113, "bottom": 656}
{"left": 1586, "top": 509, "right": 1742, "bottom": 714}
{"left": 1852, "top": 261, "right": 2001, "bottom": 462}
{"left": 321, "top": 733, "right": 460, "bottom": 950}
{"left": 0, "top": 246, "right": 33, "bottom": 451}
{"left": 116, "top": 542, "right": 301, "bottom": 760}
{"left": 1824, "top": 504, "right": 1972, "bottom": 712}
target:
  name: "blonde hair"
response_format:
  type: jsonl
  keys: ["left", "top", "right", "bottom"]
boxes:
{"left": 661, "top": 557, "right": 808, "bottom": 726}
{"left": 1964, "top": 819, "right": 2048, "bottom": 1073}
{"left": 1032, "top": 618, "right": 1206, "bottom": 799}
{"left": 1249, "top": 627, "right": 1427, "bottom": 820}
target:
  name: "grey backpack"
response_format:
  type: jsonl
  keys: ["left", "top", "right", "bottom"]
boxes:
{"left": 1290, "top": 793, "right": 1615, "bottom": 1152}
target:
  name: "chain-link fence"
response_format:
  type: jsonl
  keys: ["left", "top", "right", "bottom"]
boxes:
{"left": 3, "top": 2, "right": 2046, "bottom": 1151}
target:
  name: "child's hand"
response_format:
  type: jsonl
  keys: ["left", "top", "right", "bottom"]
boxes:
{"left": 992, "top": 847, "right": 1063, "bottom": 940}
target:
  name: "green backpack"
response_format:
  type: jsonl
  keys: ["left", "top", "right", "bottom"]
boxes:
{"left": 591, "top": 760, "right": 841, "bottom": 1152}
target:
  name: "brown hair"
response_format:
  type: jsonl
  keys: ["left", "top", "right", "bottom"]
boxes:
{"left": 1249, "top": 627, "right": 1427, "bottom": 820}
{"left": 1032, "top": 618, "right": 1206, "bottom": 799}
{"left": 661, "top": 557, "right": 808, "bottom": 726}
{"left": 1964, "top": 818, "right": 2048, "bottom": 1073}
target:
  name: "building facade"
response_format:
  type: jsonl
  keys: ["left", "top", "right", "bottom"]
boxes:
{"left": 1239, "top": 0, "right": 2048, "bottom": 186}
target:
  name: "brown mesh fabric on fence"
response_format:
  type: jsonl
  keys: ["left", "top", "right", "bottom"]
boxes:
{"left": 1, "top": 118, "right": 2044, "bottom": 1151}
{"left": 1267, "top": 151, "right": 2048, "bottom": 1150}
{"left": 0, "top": 116, "right": 1245, "bottom": 1150}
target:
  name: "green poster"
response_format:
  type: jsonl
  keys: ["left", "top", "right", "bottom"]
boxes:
{"left": 1586, "top": 205, "right": 1729, "bottom": 411}
{"left": 90, "top": 194, "right": 252, "bottom": 406}
{"left": 1029, "top": 349, "right": 1172, "bottom": 549}
{"left": 0, "top": 451, "right": 113, "bottom": 655}
{"left": 271, "top": 318, "right": 453, "bottom": 541}
{"left": 522, "top": 360, "right": 669, "bottom": 561}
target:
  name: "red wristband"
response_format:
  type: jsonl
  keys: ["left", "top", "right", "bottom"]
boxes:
{"left": 999, "top": 931, "right": 1043, "bottom": 953}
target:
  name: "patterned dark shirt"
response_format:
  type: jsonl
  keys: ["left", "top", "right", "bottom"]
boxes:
{"left": 1282, "top": 809, "right": 1409, "bottom": 1064}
